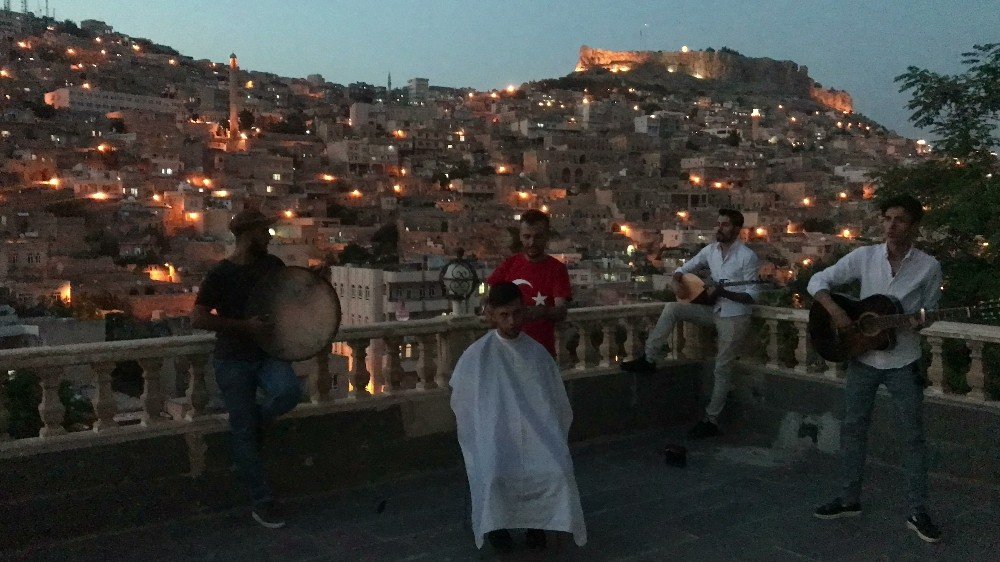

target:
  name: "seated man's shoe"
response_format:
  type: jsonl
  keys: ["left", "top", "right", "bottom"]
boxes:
{"left": 813, "top": 498, "right": 862, "bottom": 519}
{"left": 525, "top": 528, "right": 547, "bottom": 550}
{"left": 251, "top": 502, "right": 286, "bottom": 529}
{"left": 907, "top": 512, "right": 942, "bottom": 543}
{"left": 687, "top": 420, "right": 720, "bottom": 439}
{"left": 487, "top": 529, "right": 514, "bottom": 553}
{"left": 621, "top": 355, "right": 657, "bottom": 374}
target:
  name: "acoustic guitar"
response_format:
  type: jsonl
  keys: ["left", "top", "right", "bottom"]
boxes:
{"left": 672, "top": 273, "right": 776, "bottom": 305}
{"left": 808, "top": 293, "right": 1000, "bottom": 362}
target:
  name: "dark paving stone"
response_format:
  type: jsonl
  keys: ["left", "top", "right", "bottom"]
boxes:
{"left": 4, "top": 427, "right": 997, "bottom": 562}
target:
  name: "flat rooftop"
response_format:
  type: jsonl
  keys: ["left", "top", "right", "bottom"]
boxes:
{"left": 9, "top": 427, "right": 996, "bottom": 561}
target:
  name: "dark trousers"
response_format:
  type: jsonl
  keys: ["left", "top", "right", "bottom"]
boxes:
{"left": 840, "top": 360, "right": 928, "bottom": 515}
{"left": 214, "top": 358, "right": 301, "bottom": 507}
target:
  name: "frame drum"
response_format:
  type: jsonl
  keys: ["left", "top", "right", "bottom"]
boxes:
{"left": 245, "top": 266, "right": 342, "bottom": 361}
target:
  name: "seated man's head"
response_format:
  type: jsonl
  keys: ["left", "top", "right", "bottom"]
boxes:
{"left": 486, "top": 282, "right": 524, "bottom": 339}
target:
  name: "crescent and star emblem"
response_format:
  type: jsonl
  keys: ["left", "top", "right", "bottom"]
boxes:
{"left": 512, "top": 279, "right": 548, "bottom": 306}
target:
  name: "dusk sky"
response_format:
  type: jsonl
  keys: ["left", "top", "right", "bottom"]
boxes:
{"left": 49, "top": 0, "right": 998, "bottom": 139}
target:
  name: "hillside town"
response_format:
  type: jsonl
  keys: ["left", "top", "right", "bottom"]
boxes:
{"left": 0, "top": 10, "right": 932, "bottom": 349}
{"left": 2, "top": 4, "right": 1000, "bottom": 558}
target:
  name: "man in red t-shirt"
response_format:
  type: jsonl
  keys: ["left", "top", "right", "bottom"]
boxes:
{"left": 486, "top": 209, "right": 571, "bottom": 356}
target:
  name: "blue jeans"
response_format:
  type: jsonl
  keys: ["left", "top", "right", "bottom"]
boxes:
{"left": 214, "top": 358, "right": 301, "bottom": 507}
{"left": 840, "top": 360, "right": 928, "bottom": 515}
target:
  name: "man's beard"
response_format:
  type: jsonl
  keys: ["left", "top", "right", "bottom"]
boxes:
{"left": 248, "top": 239, "right": 268, "bottom": 259}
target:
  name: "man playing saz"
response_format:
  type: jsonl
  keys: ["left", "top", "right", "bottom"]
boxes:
{"left": 450, "top": 282, "right": 587, "bottom": 553}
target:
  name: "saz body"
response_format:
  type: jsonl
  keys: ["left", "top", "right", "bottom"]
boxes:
{"left": 673, "top": 273, "right": 773, "bottom": 305}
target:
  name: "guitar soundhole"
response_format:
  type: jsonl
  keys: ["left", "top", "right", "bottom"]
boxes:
{"left": 857, "top": 313, "right": 882, "bottom": 337}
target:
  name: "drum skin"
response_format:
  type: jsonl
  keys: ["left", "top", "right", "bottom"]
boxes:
{"left": 245, "top": 266, "right": 342, "bottom": 361}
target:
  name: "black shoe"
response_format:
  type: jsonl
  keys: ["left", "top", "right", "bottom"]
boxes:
{"left": 487, "top": 529, "right": 514, "bottom": 553}
{"left": 251, "top": 502, "right": 286, "bottom": 529}
{"left": 525, "top": 528, "right": 547, "bottom": 550}
{"left": 687, "top": 420, "right": 720, "bottom": 439}
{"left": 813, "top": 498, "right": 862, "bottom": 520}
{"left": 907, "top": 512, "right": 942, "bottom": 543}
{"left": 621, "top": 355, "right": 657, "bottom": 374}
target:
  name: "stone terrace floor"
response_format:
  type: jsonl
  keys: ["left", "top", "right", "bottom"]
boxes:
{"left": 5, "top": 427, "right": 998, "bottom": 562}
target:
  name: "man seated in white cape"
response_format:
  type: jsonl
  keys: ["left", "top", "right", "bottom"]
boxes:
{"left": 450, "top": 282, "right": 588, "bottom": 552}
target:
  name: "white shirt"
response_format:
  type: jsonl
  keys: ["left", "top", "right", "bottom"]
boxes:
{"left": 807, "top": 243, "right": 942, "bottom": 369}
{"left": 676, "top": 240, "right": 761, "bottom": 317}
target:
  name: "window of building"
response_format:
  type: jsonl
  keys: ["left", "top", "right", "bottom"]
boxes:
{"left": 272, "top": 173, "right": 281, "bottom": 181}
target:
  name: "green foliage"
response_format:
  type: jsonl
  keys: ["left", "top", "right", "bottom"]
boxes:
{"left": 895, "top": 43, "right": 1000, "bottom": 157}
{"left": 884, "top": 43, "right": 1000, "bottom": 399}
{"left": 238, "top": 109, "right": 255, "bottom": 130}
{"left": 4, "top": 372, "right": 94, "bottom": 439}
{"left": 371, "top": 223, "right": 399, "bottom": 266}
{"left": 337, "top": 242, "right": 371, "bottom": 266}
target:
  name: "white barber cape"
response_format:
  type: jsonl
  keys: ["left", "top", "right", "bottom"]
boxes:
{"left": 450, "top": 330, "right": 587, "bottom": 548}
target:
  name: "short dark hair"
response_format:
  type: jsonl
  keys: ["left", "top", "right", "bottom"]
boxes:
{"left": 486, "top": 282, "right": 522, "bottom": 307}
{"left": 878, "top": 194, "right": 924, "bottom": 223}
{"left": 718, "top": 208, "right": 745, "bottom": 228}
{"left": 520, "top": 209, "right": 550, "bottom": 229}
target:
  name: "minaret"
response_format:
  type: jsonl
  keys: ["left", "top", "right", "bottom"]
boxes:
{"left": 750, "top": 108, "right": 761, "bottom": 144}
{"left": 228, "top": 53, "right": 240, "bottom": 138}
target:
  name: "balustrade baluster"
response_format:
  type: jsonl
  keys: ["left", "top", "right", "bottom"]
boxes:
{"left": 966, "top": 340, "right": 985, "bottom": 401}
{"left": 383, "top": 336, "right": 405, "bottom": 395}
{"left": 91, "top": 362, "right": 118, "bottom": 431}
{"left": 765, "top": 319, "right": 780, "bottom": 369}
{"left": 666, "top": 317, "right": 683, "bottom": 360}
{"left": 575, "top": 322, "right": 597, "bottom": 369}
{"left": 622, "top": 319, "right": 638, "bottom": 362}
{"left": 925, "top": 336, "right": 945, "bottom": 394}
{"left": 554, "top": 327, "right": 570, "bottom": 370}
{"left": 793, "top": 320, "right": 810, "bottom": 374}
{"left": 681, "top": 322, "right": 704, "bottom": 360}
{"left": 184, "top": 354, "right": 210, "bottom": 420}
{"left": 308, "top": 352, "right": 332, "bottom": 403}
{"left": 435, "top": 332, "right": 451, "bottom": 388}
{"left": 599, "top": 321, "right": 615, "bottom": 366}
{"left": 416, "top": 334, "right": 437, "bottom": 390}
{"left": 138, "top": 358, "right": 165, "bottom": 426}
{"left": 38, "top": 367, "right": 66, "bottom": 437}
{"left": 348, "top": 339, "right": 371, "bottom": 398}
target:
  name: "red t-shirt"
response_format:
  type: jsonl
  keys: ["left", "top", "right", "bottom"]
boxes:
{"left": 486, "top": 253, "right": 572, "bottom": 356}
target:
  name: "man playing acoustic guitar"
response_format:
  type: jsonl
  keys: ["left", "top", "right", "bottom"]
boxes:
{"left": 808, "top": 194, "right": 943, "bottom": 543}
{"left": 622, "top": 209, "right": 760, "bottom": 439}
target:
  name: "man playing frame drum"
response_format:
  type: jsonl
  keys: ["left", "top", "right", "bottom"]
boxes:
{"left": 191, "top": 209, "right": 302, "bottom": 529}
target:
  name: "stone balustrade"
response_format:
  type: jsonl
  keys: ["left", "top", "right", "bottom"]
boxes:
{"left": 1, "top": 303, "right": 997, "bottom": 452}
{"left": 742, "top": 307, "right": 999, "bottom": 407}
{"left": 921, "top": 321, "right": 1000, "bottom": 401}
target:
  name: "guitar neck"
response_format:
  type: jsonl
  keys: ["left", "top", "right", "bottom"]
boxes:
{"left": 874, "top": 306, "right": 974, "bottom": 330}
{"left": 719, "top": 279, "right": 771, "bottom": 288}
